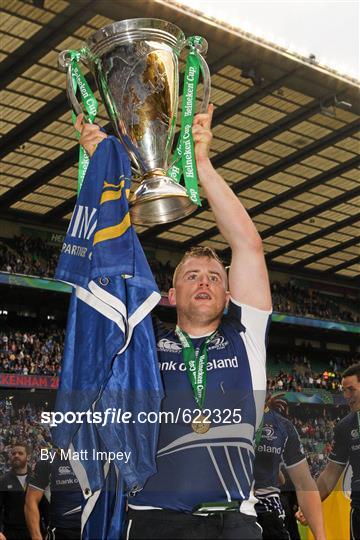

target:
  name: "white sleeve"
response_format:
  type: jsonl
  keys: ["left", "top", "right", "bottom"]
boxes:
{"left": 229, "top": 297, "right": 272, "bottom": 371}
{"left": 229, "top": 297, "right": 272, "bottom": 429}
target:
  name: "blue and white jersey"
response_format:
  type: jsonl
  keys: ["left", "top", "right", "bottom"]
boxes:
{"left": 28, "top": 451, "right": 82, "bottom": 529}
{"left": 329, "top": 411, "right": 360, "bottom": 509}
{"left": 254, "top": 408, "right": 306, "bottom": 516}
{"left": 130, "top": 299, "right": 271, "bottom": 515}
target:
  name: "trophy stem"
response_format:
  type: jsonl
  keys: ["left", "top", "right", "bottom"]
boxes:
{"left": 130, "top": 173, "right": 197, "bottom": 225}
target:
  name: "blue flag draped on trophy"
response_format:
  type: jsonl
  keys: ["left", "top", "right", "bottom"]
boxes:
{"left": 53, "top": 136, "right": 163, "bottom": 537}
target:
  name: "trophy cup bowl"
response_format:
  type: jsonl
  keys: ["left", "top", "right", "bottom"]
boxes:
{"left": 58, "top": 18, "right": 211, "bottom": 225}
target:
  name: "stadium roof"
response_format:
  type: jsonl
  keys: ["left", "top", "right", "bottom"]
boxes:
{"left": 1, "top": 0, "right": 359, "bottom": 284}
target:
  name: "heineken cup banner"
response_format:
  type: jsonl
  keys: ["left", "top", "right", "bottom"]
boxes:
{"left": 58, "top": 18, "right": 211, "bottom": 225}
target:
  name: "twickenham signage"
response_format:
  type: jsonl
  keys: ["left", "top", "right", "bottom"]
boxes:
{"left": 0, "top": 373, "right": 59, "bottom": 389}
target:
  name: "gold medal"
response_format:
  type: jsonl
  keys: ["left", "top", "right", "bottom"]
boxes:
{"left": 191, "top": 414, "right": 211, "bottom": 434}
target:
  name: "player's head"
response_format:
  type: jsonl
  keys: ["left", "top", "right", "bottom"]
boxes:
{"left": 341, "top": 363, "right": 360, "bottom": 412}
{"left": 171, "top": 247, "right": 227, "bottom": 289}
{"left": 169, "top": 247, "right": 229, "bottom": 328}
{"left": 10, "top": 442, "right": 29, "bottom": 472}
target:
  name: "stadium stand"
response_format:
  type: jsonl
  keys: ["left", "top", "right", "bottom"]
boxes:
{"left": 1, "top": 234, "right": 358, "bottom": 323}
{"left": 0, "top": 328, "right": 64, "bottom": 377}
{"left": 0, "top": 399, "right": 52, "bottom": 475}
{"left": 1, "top": 322, "right": 358, "bottom": 383}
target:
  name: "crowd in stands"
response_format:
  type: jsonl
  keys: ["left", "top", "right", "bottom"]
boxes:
{"left": 0, "top": 328, "right": 64, "bottom": 377}
{"left": 0, "top": 236, "right": 58, "bottom": 277}
{"left": 268, "top": 368, "right": 344, "bottom": 393}
{"left": 0, "top": 401, "right": 51, "bottom": 475}
{"left": 1, "top": 234, "right": 359, "bottom": 323}
{"left": 287, "top": 406, "right": 347, "bottom": 478}
{"left": 268, "top": 347, "right": 359, "bottom": 392}
{"left": 271, "top": 280, "right": 359, "bottom": 323}
{"left": 1, "top": 323, "right": 358, "bottom": 388}
{"left": 0, "top": 235, "right": 174, "bottom": 291}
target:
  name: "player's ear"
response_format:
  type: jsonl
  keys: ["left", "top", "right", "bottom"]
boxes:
{"left": 168, "top": 287, "right": 176, "bottom": 306}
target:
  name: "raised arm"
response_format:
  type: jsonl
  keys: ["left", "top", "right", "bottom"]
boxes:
{"left": 193, "top": 105, "right": 271, "bottom": 310}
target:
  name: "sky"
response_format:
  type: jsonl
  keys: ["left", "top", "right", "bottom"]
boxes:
{"left": 175, "top": 0, "right": 359, "bottom": 79}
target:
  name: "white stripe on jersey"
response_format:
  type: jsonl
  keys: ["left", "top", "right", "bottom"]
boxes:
{"left": 225, "top": 447, "right": 245, "bottom": 498}
{"left": 207, "top": 446, "right": 232, "bottom": 502}
{"left": 158, "top": 440, "right": 254, "bottom": 459}
{"left": 157, "top": 424, "right": 255, "bottom": 456}
{"left": 238, "top": 447, "right": 251, "bottom": 485}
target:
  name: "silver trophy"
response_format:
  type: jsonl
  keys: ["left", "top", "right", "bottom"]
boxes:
{"left": 58, "top": 18, "right": 211, "bottom": 225}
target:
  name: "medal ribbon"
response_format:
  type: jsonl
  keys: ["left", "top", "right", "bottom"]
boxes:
{"left": 175, "top": 326, "right": 217, "bottom": 409}
{"left": 67, "top": 49, "right": 99, "bottom": 194}
{"left": 168, "top": 36, "right": 204, "bottom": 206}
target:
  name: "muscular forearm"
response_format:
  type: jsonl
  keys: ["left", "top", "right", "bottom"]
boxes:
{"left": 24, "top": 500, "right": 42, "bottom": 540}
{"left": 296, "top": 490, "right": 326, "bottom": 540}
{"left": 196, "top": 158, "right": 262, "bottom": 252}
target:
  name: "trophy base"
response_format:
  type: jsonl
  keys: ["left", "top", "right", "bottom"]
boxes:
{"left": 130, "top": 175, "right": 197, "bottom": 225}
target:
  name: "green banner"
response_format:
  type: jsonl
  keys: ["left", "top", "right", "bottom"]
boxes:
{"left": 272, "top": 312, "right": 360, "bottom": 334}
{"left": 168, "top": 36, "right": 204, "bottom": 206}
{"left": 67, "top": 50, "right": 98, "bottom": 194}
{"left": 0, "top": 272, "right": 71, "bottom": 293}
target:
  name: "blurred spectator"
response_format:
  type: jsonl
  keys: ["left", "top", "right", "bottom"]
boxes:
{"left": 267, "top": 350, "right": 359, "bottom": 393}
{"left": 271, "top": 280, "right": 359, "bottom": 323}
{"left": 0, "top": 328, "right": 64, "bottom": 377}
{"left": 0, "top": 236, "right": 58, "bottom": 278}
{"left": 0, "top": 402, "right": 51, "bottom": 475}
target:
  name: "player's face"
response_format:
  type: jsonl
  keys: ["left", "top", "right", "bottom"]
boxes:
{"left": 342, "top": 375, "right": 360, "bottom": 412}
{"left": 168, "top": 256, "right": 228, "bottom": 326}
{"left": 10, "top": 446, "right": 28, "bottom": 470}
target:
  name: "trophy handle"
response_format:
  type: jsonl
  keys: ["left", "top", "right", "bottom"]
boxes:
{"left": 184, "top": 37, "right": 211, "bottom": 113}
{"left": 58, "top": 50, "right": 88, "bottom": 119}
{"left": 198, "top": 53, "right": 211, "bottom": 113}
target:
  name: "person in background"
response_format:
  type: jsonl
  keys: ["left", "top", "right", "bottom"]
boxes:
{"left": 0, "top": 443, "right": 31, "bottom": 540}
{"left": 25, "top": 449, "right": 82, "bottom": 540}
{"left": 254, "top": 395, "right": 325, "bottom": 540}
{"left": 297, "top": 363, "right": 360, "bottom": 539}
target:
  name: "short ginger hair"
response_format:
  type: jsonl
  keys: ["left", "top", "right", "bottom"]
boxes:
{"left": 172, "top": 246, "right": 226, "bottom": 287}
